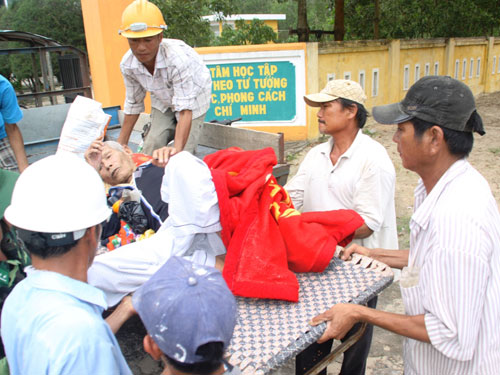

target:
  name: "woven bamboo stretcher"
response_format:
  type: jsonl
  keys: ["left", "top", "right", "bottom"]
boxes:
{"left": 227, "top": 252, "right": 394, "bottom": 374}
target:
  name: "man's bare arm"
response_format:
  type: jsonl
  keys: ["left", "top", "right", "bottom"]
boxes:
{"left": 173, "top": 109, "right": 192, "bottom": 152}
{"left": 105, "top": 295, "right": 136, "bottom": 334}
{"left": 311, "top": 303, "right": 430, "bottom": 343}
{"left": 117, "top": 113, "right": 140, "bottom": 146}
{"left": 214, "top": 254, "right": 225, "bottom": 272}
{"left": 5, "top": 123, "right": 28, "bottom": 172}
{"left": 342, "top": 244, "right": 409, "bottom": 269}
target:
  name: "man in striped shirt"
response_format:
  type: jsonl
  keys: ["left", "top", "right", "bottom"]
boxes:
{"left": 116, "top": 0, "right": 211, "bottom": 160}
{"left": 311, "top": 76, "right": 500, "bottom": 375}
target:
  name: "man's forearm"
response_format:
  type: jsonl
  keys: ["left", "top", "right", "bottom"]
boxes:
{"left": 5, "top": 123, "right": 28, "bottom": 172}
{"left": 368, "top": 248, "right": 409, "bottom": 269}
{"left": 105, "top": 296, "right": 136, "bottom": 334}
{"left": 117, "top": 113, "right": 140, "bottom": 145}
{"left": 173, "top": 110, "right": 192, "bottom": 151}
{"left": 355, "top": 305, "right": 430, "bottom": 343}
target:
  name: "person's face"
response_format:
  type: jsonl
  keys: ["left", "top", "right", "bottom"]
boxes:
{"left": 127, "top": 34, "right": 162, "bottom": 67}
{"left": 98, "top": 145, "right": 135, "bottom": 185}
{"left": 317, "top": 100, "right": 351, "bottom": 135}
{"left": 392, "top": 121, "right": 425, "bottom": 172}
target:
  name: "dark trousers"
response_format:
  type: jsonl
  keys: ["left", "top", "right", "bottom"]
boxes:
{"left": 296, "top": 296, "right": 377, "bottom": 375}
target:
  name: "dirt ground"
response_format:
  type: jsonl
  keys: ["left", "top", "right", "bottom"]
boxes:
{"left": 118, "top": 91, "right": 500, "bottom": 374}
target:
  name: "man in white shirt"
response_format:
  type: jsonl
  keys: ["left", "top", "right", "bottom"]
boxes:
{"left": 311, "top": 76, "right": 499, "bottom": 375}
{"left": 285, "top": 79, "right": 398, "bottom": 375}
{"left": 2, "top": 155, "right": 133, "bottom": 375}
{"left": 116, "top": 0, "right": 211, "bottom": 159}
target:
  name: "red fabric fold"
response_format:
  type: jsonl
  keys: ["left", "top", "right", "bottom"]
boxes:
{"left": 204, "top": 148, "right": 364, "bottom": 302}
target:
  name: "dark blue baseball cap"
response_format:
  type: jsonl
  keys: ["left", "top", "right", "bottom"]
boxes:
{"left": 133, "top": 256, "right": 237, "bottom": 364}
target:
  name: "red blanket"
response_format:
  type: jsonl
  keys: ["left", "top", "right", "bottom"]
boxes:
{"left": 205, "top": 148, "right": 364, "bottom": 302}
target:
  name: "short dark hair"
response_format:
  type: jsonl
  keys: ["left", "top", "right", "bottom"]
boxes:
{"left": 16, "top": 229, "right": 78, "bottom": 259}
{"left": 411, "top": 117, "right": 474, "bottom": 158}
{"left": 164, "top": 342, "right": 224, "bottom": 375}
{"left": 338, "top": 98, "right": 368, "bottom": 129}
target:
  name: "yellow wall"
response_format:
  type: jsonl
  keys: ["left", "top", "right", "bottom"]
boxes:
{"left": 80, "top": 2, "right": 499, "bottom": 141}
{"left": 489, "top": 40, "right": 500, "bottom": 92}
{"left": 318, "top": 44, "right": 389, "bottom": 108}
{"left": 453, "top": 42, "right": 488, "bottom": 94}
{"left": 316, "top": 37, "right": 498, "bottom": 125}
{"left": 81, "top": 0, "right": 151, "bottom": 112}
{"left": 399, "top": 43, "right": 445, "bottom": 95}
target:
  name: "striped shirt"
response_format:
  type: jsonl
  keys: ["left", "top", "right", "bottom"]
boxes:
{"left": 120, "top": 39, "right": 212, "bottom": 119}
{"left": 402, "top": 159, "right": 500, "bottom": 374}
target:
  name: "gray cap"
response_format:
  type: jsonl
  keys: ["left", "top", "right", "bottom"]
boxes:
{"left": 372, "top": 76, "right": 485, "bottom": 135}
{"left": 133, "top": 256, "right": 237, "bottom": 364}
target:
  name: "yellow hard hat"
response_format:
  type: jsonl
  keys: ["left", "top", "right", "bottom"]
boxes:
{"left": 119, "top": 0, "right": 167, "bottom": 38}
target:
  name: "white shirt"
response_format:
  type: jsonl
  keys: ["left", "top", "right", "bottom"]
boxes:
{"left": 285, "top": 131, "right": 398, "bottom": 250}
{"left": 402, "top": 159, "right": 500, "bottom": 374}
{"left": 120, "top": 39, "right": 212, "bottom": 120}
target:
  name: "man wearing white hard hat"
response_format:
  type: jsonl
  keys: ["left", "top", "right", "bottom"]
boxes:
{"left": 285, "top": 79, "right": 398, "bottom": 375}
{"left": 1, "top": 155, "right": 133, "bottom": 374}
{"left": 116, "top": 0, "right": 212, "bottom": 161}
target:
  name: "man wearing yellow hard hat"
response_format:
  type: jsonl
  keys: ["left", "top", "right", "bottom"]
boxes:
{"left": 117, "top": 0, "right": 212, "bottom": 161}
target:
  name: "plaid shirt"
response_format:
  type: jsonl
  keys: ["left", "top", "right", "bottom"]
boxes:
{"left": 120, "top": 39, "right": 212, "bottom": 119}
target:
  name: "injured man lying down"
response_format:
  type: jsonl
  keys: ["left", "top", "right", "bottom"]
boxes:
{"left": 86, "top": 142, "right": 364, "bottom": 307}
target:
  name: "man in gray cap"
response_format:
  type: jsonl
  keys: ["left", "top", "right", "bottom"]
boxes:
{"left": 133, "top": 256, "right": 239, "bottom": 375}
{"left": 311, "top": 76, "right": 500, "bottom": 375}
{"left": 285, "top": 79, "right": 397, "bottom": 375}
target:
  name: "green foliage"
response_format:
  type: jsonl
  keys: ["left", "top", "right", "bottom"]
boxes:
{"left": 344, "top": 0, "right": 500, "bottom": 40}
{"left": 0, "top": 0, "right": 86, "bottom": 92}
{"left": 215, "top": 19, "right": 277, "bottom": 46}
{"left": 0, "top": 0, "right": 85, "bottom": 49}
{"left": 151, "top": 0, "right": 235, "bottom": 47}
{"left": 230, "top": 0, "right": 500, "bottom": 41}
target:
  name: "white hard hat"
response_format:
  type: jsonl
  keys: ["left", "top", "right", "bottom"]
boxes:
{"left": 5, "top": 154, "right": 111, "bottom": 235}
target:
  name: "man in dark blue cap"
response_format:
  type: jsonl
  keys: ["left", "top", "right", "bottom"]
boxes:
{"left": 133, "top": 256, "right": 240, "bottom": 375}
{"left": 310, "top": 76, "right": 499, "bottom": 375}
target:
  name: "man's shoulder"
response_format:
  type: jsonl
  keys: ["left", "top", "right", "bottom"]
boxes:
{"left": 120, "top": 49, "right": 136, "bottom": 71}
{"left": 355, "top": 133, "right": 394, "bottom": 169}
{"left": 160, "top": 39, "right": 204, "bottom": 66}
{"left": 3, "top": 280, "right": 106, "bottom": 341}
{"left": 442, "top": 163, "right": 495, "bottom": 209}
{"left": 160, "top": 38, "right": 192, "bottom": 52}
{"left": 0, "top": 75, "right": 16, "bottom": 103}
{"left": 0, "top": 75, "right": 11, "bottom": 91}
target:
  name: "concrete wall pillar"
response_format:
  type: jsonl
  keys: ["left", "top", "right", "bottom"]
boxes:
{"left": 484, "top": 37, "right": 495, "bottom": 93}
{"left": 387, "top": 39, "right": 401, "bottom": 103}
{"left": 306, "top": 42, "right": 319, "bottom": 139}
{"left": 444, "top": 38, "right": 456, "bottom": 77}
